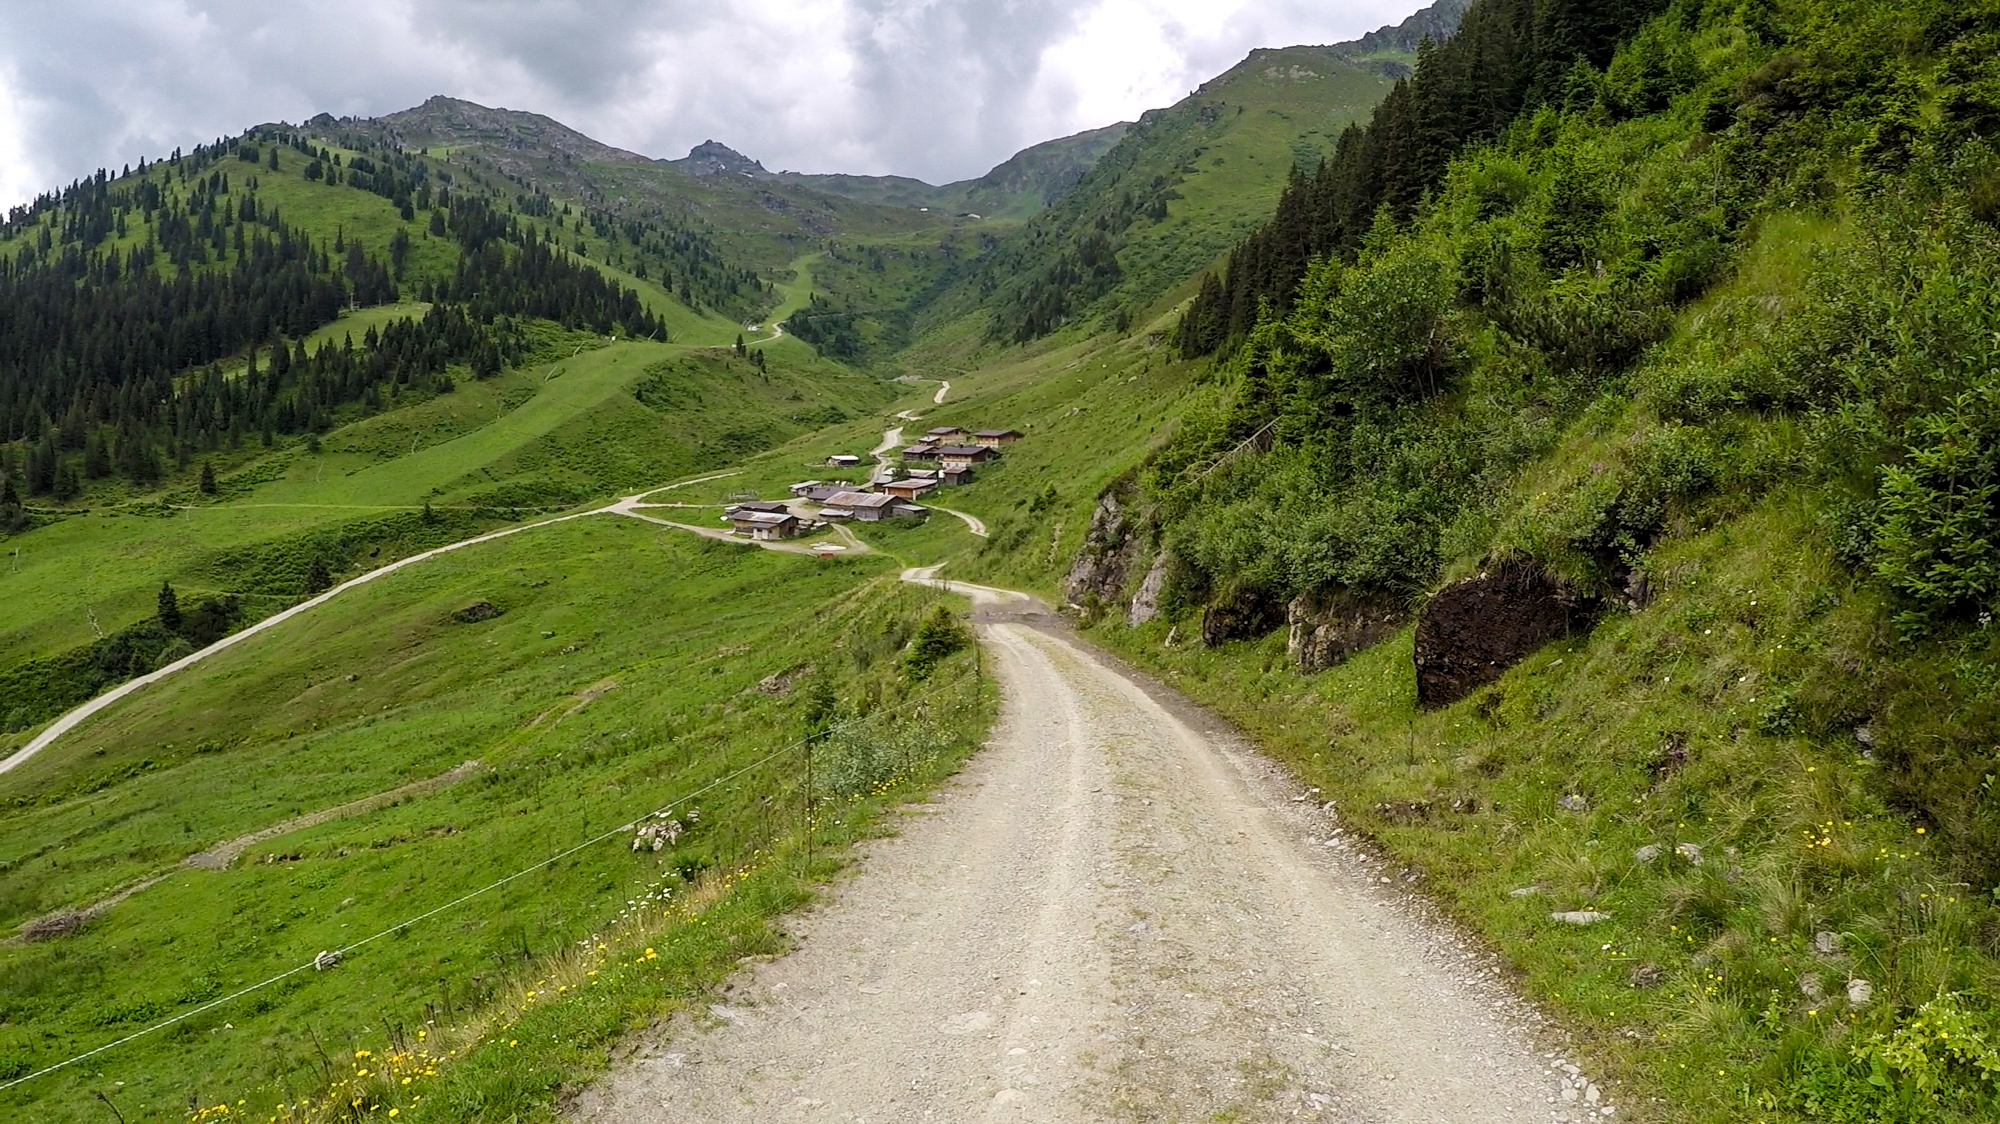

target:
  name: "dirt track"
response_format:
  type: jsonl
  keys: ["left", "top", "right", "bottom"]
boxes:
{"left": 571, "top": 579, "right": 1602, "bottom": 1122}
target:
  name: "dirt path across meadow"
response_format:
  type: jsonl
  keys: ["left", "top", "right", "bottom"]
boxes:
{"left": 570, "top": 575, "right": 1606, "bottom": 1123}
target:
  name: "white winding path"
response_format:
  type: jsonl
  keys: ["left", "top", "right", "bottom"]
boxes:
{"left": 0, "top": 472, "right": 743, "bottom": 776}
{"left": 869, "top": 425, "right": 904, "bottom": 484}
{"left": 930, "top": 506, "right": 988, "bottom": 537}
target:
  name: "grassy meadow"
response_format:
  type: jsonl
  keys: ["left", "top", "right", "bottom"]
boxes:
{"left": 0, "top": 338, "right": 892, "bottom": 750}
{"left": 1, "top": 513, "right": 992, "bottom": 1123}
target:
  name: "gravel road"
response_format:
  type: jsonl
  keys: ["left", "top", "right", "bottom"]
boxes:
{"left": 572, "top": 582, "right": 1606, "bottom": 1123}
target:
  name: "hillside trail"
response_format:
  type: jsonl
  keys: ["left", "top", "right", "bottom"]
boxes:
{"left": 570, "top": 569, "right": 1604, "bottom": 1123}
{"left": 931, "top": 506, "right": 989, "bottom": 537}
{"left": 935, "top": 379, "right": 951, "bottom": 404}
{"left": 870, "top": 425, "right": 904, "bottom": 484}
{"left": 0, "top": 472, "right": 744, "bottom": 776}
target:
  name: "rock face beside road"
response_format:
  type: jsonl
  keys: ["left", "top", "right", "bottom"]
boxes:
{"left": 1287, "top": 589, "right": 1403, "bottom": 673}
{"left": 1413, "top": 561, "right": 1593, "bottom": 708}
{"left": 1062, "top": 489, "right": 1141, "bottom": 608}
{"left": 1201, "top": 585, "right": 1283, "bottom": 646}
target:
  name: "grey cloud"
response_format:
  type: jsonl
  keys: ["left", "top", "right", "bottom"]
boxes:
{"left": 842, "top": 0, "right": 1089, "bottom": 182}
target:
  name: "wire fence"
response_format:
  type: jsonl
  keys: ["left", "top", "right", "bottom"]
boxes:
{"left": 0, "top": 663, "right": 985, "bottom": 1099}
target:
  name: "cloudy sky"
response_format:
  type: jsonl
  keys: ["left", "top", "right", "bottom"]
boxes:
{"left": 0, "top": 0, "right": 1424, "bottom": 208}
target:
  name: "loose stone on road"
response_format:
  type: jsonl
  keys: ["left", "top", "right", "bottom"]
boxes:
{"left": 572, "top": 575, "right": 1601, "bottom": 1123}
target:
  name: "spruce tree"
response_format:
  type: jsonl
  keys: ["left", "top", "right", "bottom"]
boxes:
{"left": 304, "top": 556, "right": 332, "bottom": 594}
{"left": 157, "top": 581, "right": 182, "bottom": 634}
{"left": 199, "top": 461, "right": 217, "bottom": 494}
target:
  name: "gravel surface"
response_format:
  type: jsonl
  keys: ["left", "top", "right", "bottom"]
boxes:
{"left": 571, "top": 584, "right": 1610, "bottom": 1123}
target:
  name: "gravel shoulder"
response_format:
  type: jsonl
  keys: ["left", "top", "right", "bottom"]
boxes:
{"left": 570, "top": 591, "right": 1605, "bottom": 1123}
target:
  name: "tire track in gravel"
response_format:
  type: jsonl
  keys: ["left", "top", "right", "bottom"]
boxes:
{"left": 570, "top": 577, "right": 1607, "bottom": 1123}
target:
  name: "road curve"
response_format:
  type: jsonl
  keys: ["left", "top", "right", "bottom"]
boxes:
{"left": 931, "top": 506, "right": 988, "bottom": 537}
{"left": 571, "top": 570, "right": 1593, "bottom": 1123}
{"left": 934, "top": 380, "right": 951, "bottom": 405}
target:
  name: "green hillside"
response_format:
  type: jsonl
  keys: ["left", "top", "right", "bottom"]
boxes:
{"left": 911, "top": 1, "right": 2000, "bottom": 1119}
{"left": 909, "top": 44, "right": 1412, "bottom": 347}
{"left": 0, "top": 512, "right": 987, "bottom": 1124}
{"left": 366, "top": 98, "right": 958, "bottom": 285}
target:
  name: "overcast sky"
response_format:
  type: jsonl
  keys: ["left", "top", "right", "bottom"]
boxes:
{"left": 0, "top": 0, "right": 1424, "bottom": 208}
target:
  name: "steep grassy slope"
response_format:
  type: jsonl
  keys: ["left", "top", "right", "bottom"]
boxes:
{"left": 0, "top": 513, "right": 989, "bottom": 1124}
{"left": 909, "top": 39, "right": 1428, "bottom": 347}
{"left": 910, "top": 0, "right": 2000, "bottom": 1117}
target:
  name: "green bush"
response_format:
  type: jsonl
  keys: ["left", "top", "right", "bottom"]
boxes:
{"left": 1786, "top": 993, "right": 2000, "bottom": 1122}
{"left": 819, "top": 719, "right": 954, "bottom": 797}
{"left": 1873, "top": 377, "right": 2000, "bottom": 634}
{"left": 901, "top": 606, "right": 970, "bottom": 681}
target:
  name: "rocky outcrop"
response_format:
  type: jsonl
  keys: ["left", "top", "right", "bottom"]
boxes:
{"left": 1287, "top": 589, "right": 1403, "bottom": 673}
{"left": 1062, "top": 491, "right": 1140, "bottom": 608}
{"left": 1413, "top": 561, "right": 1595, "bottom": 708}
{"left": 1127, "top": 553, "right": 1169, "bottom": 627}
{"left": 1201, "top": 585, "right": 1284, "bottom": 647}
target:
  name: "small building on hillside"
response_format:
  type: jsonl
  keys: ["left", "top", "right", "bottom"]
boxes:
{"left": 901, "top": 444, "right": 940, "bottom": 462}
{"left": 730, "top": 510, "right": 805, "bottom": 540}
{"left": 789, "top": 480, "right": 823, "bottom": 496}
{"left": 882, "top": 477, "right": 939, "bottom": 502}
{"left": 926, "top": 426, "right": 968, "bottom": 442}
{"left": 724, "top": 500, "right": 791, "bottom": 517}
{"left": 934, "top": 444, "right": 992, "bottom": 468}
{"left": 827, "top": 454, "right": 863, "bottom": 468}
{"left": 972, "top": 429, "right": 1023, "bottom": 448}
{"left": 820, "top": 491, "right": 899, "bottom": 522}
{"left": 942, "top": 464, "right": 974, "bottom": 486}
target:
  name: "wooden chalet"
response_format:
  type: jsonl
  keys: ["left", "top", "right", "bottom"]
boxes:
{"left": 819, "top": 491, "right": 898, "bottom": 521}
{"left": 933, "top": 444, "right": 992, "bottom": 468}
{"left": 730, "top": 510, "right": 805, "bottom": 540}
{"left": 882, "top": 477, "right": 939, "bottom": 501}
{"left": 972, "top": 429, "right": 1023, "bottom": 447}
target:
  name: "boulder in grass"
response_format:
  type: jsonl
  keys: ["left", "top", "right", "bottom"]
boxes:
{"left": 451, "top": 600, "right": 503, "bottom": 624}
{"left": 1550, "top": 910, "right": 1612, "bottom": 925}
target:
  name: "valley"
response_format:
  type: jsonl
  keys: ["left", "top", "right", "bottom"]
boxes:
{"left": 6, "top": 0, "right": 2000, "bottom": 1120}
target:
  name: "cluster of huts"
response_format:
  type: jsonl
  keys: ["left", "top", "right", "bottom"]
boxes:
{"left": 720, "top": 424, "right": 1022, "bottom": 541}
{"left": 897, "top": 425, "right": 1022, "bottom": 479}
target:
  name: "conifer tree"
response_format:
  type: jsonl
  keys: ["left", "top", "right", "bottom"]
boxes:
{"left": 157, "top": 581, "right": 182, "bottom": 634}
{"left": 304, "top": 556, "right": 331, "bottom": 594}
{"left": 199, "top": 461, "right": 217, "bottom": 495}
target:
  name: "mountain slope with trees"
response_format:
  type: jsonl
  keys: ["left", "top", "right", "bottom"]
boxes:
{"left": 933, "top": 0, "right": 2000, "bottom": 1118}
{"left": 910, "top": 3, "right": 1470, "bottom": 347}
